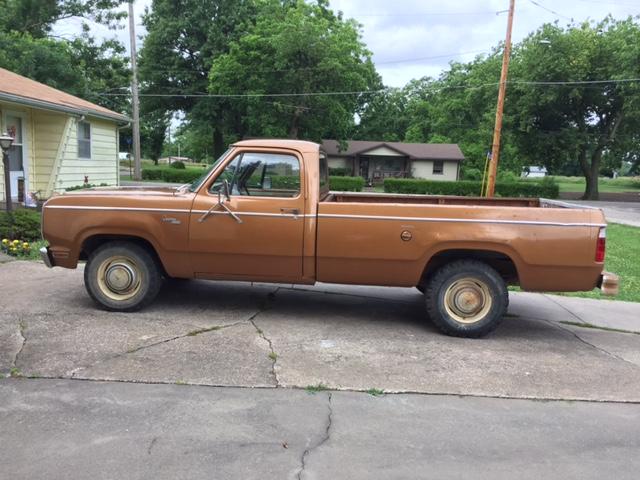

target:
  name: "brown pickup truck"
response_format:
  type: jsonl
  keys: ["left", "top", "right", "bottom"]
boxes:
{"left": 41, "top": 139, "right": 618, "bottom": 337}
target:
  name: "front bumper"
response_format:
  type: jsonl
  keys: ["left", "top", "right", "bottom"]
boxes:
{"left": 598, "top": 271, "right": 619, "bottom": 296}
{"left": 40, "top": 246, "right": 53, "bottom": 269}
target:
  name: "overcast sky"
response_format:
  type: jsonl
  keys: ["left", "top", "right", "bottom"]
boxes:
{"left": 55, "top": 0, "right": 640, "bottom": 88}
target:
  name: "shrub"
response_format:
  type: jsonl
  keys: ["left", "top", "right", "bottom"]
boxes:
{"left": 0, "top": 209, "right": 42, "bottom": 241}
{"left": 66, "top": 183, "right": 109, "bottom": 191}
{"left": 383, "top": 178, "right": 559, "bottom": 198}
{"left": 329, "top": 167, "right": 351, "bottom": 177}
{"left": 461, "top": 167, "right": 483, "bottom": 181}
{"left": 170, "top": 161, "right": 186, "bottom": 169}
{"left": 141, "top": 167, "right": 202, "bottom": 183}
{"left": 329, "top": 176, "right": 365, "bottom": 192}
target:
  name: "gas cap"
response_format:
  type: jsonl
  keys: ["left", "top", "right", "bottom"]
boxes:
{"left": 400, "top": 230, "right": 413, "bottom": 242}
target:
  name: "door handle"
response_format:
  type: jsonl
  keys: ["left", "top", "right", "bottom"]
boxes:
{"left": 280, "top": 208, "right": 300, "bottom": 218}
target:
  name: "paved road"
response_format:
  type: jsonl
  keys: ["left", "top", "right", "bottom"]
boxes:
{"left": 2, "top": 378, "right": 639, "bottom": 480}
{"left": 2, "top": 261, "right": 640, "bottom": 478}
{"left": 563, "top": 200, "right": 640, "bottom": 227}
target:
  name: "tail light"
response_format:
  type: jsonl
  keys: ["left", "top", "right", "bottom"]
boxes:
{"left": 595, "top": 227, "right": 606, "bottom": 262}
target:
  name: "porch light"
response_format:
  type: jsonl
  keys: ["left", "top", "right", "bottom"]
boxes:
{"left": 0, "top": 133, "right": 14, "bottom": 152}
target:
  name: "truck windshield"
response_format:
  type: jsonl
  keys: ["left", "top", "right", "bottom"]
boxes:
{"left": 187, "top": 149, "right": 232, "bottom": 192}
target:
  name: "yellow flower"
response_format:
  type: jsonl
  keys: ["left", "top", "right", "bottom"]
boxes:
{"left": 23, "top": 242, "right": 30, "bottom": 249}
{"left": 1, "top": 238, "right": 8, "bottom": 245}
{"left": 12, "top": 239, "right": 20, "bottom": 245}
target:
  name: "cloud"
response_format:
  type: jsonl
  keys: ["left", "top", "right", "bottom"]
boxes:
{"left": 55, "top": 0, "right": 638, "bottom": 88}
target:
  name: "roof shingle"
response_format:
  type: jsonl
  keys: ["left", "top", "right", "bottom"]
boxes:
{"left": 0, "top": 67, "right": 128, "bottom": 122}
{"left": 321, "top": 139, "right": 464, "bottom": 161}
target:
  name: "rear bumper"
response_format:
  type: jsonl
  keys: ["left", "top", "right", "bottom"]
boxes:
{"left": 40, "top": 246, "right": 53, "bottom": 269}
{"left": 598, "top": 271, "right": 619, "bottom": 296}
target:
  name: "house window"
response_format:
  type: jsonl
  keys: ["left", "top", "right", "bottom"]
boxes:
{"left": 433, "top": 160, "right": 444, "bottom": 175}
{"left": 77, "top": 121, "right": 91, "bottom": 159}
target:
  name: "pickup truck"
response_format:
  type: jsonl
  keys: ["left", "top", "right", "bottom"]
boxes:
{"left": 40, "top": 139, "right": 619, "bottom": 338}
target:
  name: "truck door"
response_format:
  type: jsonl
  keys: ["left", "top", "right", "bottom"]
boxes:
{"left": 188, "top": 149, "right": 305, "bottom": 282}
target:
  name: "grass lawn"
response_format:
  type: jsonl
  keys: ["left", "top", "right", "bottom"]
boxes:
{"left": 540, "top": 176, "right": 640, "bottom": 194}
{"left": 559, "top": 223, "right": 640, "bottom": 303}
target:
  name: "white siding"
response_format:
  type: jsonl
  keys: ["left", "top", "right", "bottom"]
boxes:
{"left": 411, "top": 160, "right": 459, "bottom": 181}
{"left": 55, "top": 118, "right": 118, "bottom": 191}
{"left": 364, "top": 146, "right": 404, "bottom": 156}
{"left": 327, "top": 156, "right": 350, "bottom": 169}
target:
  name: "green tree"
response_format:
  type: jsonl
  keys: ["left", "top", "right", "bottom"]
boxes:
{"left": 208, "top": 0, "right": 379, "bottom": 142}
{"left": 0, "top": 1, "right": 130, "bottom": 114}
{"left": 509, "top": 17, "right": 640, "bottom": 199}
{"left": 355, "top": 87, "right": 408, "bottom": 141}
{"left": 138, "top": 0, "right": 259, "bottom": 157}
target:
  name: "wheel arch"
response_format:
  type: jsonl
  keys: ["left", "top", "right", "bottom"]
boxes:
{"left": 80, "top": 233, "right": 168, "bottom": 277}
{"left": 420, "top": 245, "right": 522, "bottom": 287}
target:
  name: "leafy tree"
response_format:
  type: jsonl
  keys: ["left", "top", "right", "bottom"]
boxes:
{"left": 510, "top": 17, "right": 640, "bottom": 199}
{"left": 208, "top": 0, "right": 379, "bottom": 142}
{"left": 0, "top": 1, "right": 130, "bottom": 113}
{"left": 138, "top": 0, "right": 259, "bottom": 157}
{"left": 0, "top": 0, "right": 126, "bottom": 38}
{"left": 355, "top": 87, "right": 408, "bottom": 141}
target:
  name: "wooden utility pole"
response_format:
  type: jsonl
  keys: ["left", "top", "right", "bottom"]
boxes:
{"left": 128, "top": 1, "right": 142, "bottom": 181}
{"left": 485, "top": 0, "right": 515, "bottom": 197}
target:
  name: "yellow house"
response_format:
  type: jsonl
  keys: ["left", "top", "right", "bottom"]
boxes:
{"left": 0, "top": 67, "right": 128, "bottom": 204}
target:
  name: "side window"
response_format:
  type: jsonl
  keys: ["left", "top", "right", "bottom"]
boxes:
{"left": 432, "top": 160, "right": 444, "bottom": 175}
{"left": 78, "top": 121, "right": 91, "bottom": 159}
{"left": 211, "top": 152, "right": 301, "bottom": 198}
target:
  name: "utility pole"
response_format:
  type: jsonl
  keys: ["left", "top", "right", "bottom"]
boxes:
{"left": 485, "top": 0, "right": 515, "bottom": 197}
{"left": 128, "top": 1, "right": 142, "bottom": 181}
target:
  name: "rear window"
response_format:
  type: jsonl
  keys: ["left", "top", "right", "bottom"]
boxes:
{"left": 319, "top": 152, "right": 329, "bottom": 194}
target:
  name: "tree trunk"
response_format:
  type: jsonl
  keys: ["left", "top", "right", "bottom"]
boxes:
{"left": 213, "top": 129, "right": 225, "bottom": 158}
{"left": 288, "top": 106, "right": 304, "bottom": 139}
{"left": 581, "top": 147, "right": 603, "bottom": 200}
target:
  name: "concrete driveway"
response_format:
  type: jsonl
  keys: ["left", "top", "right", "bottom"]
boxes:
{"left": 2, "top": 260, "right": 640, "bottom": 479}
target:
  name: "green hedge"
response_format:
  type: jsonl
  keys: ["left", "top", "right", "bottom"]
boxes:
{"left": 170, "top": 161, "right": 186, "bottom": 169}
{"left": 329, "top": 176, "right": 365, "bottom": 192}
{"left": 141, "top": 167, "right": 202, "bottom": 183}
{"left": 383, "top": 178, "right": 559, "bottom": 198}
{"left": 328, "top": 167, "right": 351, "bottom": 177}
{"left": 0, "top": 209, "right": 42, "bottom": 241}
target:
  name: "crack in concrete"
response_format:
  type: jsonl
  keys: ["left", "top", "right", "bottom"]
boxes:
{"left": 147, "top": 436, "right": 158, "bottom": 455}
{"left": 542, "top": 295, "right": 639, "bottom": 368}
{"left": 296, "top": 392, "right": 333, "bottom": 480}
{"left": 11, "top": 319, "right": 27, "bottom": 373}
{"left": 68, "top": 320, "right": 249, "bottom": 379}
{"left": 249, "top": 287, "right": 281, "bottom": 387}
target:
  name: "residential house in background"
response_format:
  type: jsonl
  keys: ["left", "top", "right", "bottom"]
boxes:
{"left": 0, "top": 67, "right": 128, "bottom": 204}
{"left": 521, "top": 166, "right": 548, "bottom": 178}
{"left": 322, "top": 140, "right": 465, "bottom": 184}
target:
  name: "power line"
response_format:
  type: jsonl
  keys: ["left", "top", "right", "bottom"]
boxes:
{"left": 96, "top": 77, "right": 640, "bottom": 99}
{"left": 527, "top": 0, "right": 573, "bottom": 20}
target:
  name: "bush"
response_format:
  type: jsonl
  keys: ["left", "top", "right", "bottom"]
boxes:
{"left": 0, "top": 209, "right": 42, "bottom": 241}
{"left": 328, "top": 167, "right": 351, "bottom": 177}
{"left": 141, "top": 167, "right": 202, "bottom": 183}
{"left": 329, "top": 176, "right": 365, "bottom": 192}
{"left": 66, "top": 183, "right": 109, "bottom": 191}
{"left": 461, "top": 167, "right": 483, "bottom": 181}
{"left": 383, "top": 178, "right": 559, "bottom": 198}
{"left": 170, "top": 161, "right": 186, "bottom": 169}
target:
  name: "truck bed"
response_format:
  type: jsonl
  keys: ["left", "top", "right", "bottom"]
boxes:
{"left": 323, "top": 192, "right": 588, "bottom": 210}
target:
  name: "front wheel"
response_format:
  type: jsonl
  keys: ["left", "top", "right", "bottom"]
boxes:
{"left": 425, "top": 260, "right": 508, "bottom": 338}
{"left": 84, "top": 241, "right": 163, "bottom": 311}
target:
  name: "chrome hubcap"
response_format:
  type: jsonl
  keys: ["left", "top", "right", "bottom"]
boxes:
{"left": 96, "top": 256, "right": 142, "bottom": 301}
{"left": 105, "top": 263, "right": 137, "bottom": 293}
{"left": 443, "top": 278, "right": 492, "bottom": 324}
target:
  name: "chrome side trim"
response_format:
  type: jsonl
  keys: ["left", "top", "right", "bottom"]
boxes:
{"left": 44, "top": 205, "right": 191, "bottom": 214}
{"left": 316, "top": 213, "right": 606, "bottom": 228}
{"left": 42, "top": 205, "right": 604, "bottom": 227}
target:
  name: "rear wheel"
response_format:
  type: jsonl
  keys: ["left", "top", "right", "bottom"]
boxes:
{"left": 84, "top": 241, "right": 162, "bottom": 311}
{"left": 425, "top": 260, "right": 508, "bottom": 338}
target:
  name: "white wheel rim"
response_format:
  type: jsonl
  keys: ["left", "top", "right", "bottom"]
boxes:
{"left": 443, "top": 277, "right": 493, "bottom": 324}
{"left": 96, "top": 255, "right": 142, "bottom": 301}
